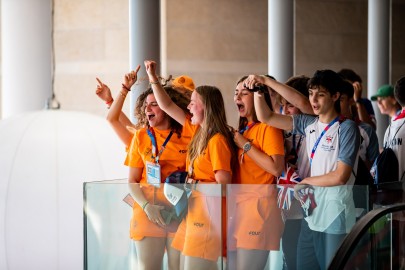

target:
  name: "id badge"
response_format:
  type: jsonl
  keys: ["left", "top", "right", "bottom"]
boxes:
{"left": 146, "top": 161, "right": 161, "bottom": 187}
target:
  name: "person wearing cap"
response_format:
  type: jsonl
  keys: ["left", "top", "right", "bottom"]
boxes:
{"left": 96, "top": 68, "right": 192, "bottom": 270}
{"left": 382, "top": 76, "right": 405, "bottom": 268}
{"left": 172, "top": 75, "right": 195, "bottom": 92}
{"left": 371, "top": 84, "right": 402, "bottom": 120}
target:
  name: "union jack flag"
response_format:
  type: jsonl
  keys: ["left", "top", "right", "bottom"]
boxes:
{"left": 277, "top": 164, "right": 302, "bottom": 210}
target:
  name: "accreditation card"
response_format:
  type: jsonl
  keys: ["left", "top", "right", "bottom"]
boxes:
{"left": 146, "top": 161, "right": 161, "bottom": 187}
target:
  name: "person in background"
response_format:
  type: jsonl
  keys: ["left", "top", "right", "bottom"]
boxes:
{"left": 381, "top": 76, "right": 405, "bottom": 269}
{"left": 227, "top": 75, "right": 285, "bottom": 270}
{"left": 383, "top": 77, "right": 405, "bottom": 182}
{"left": 371, "top": 84, "right": 402, "bottom": 121}
{"left": 248, "top": 70, "right": 360, "bottom": 270}
{"left": 338, "top": 68, "right": 376, "bottom": 130}
{"left": 277, "top": 75, "right": 311, "bottom": 270}
{"left": 145, "top": 60, "right": 236, "bottom": 270}
{"left": 340, "top": 80, "right": 379, "bottom": 169}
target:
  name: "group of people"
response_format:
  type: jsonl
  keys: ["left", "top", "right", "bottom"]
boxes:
{"left": 95, "top": 62, "right": 405, "bottom": 270}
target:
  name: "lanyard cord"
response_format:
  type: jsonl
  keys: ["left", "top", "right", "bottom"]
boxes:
{"left": 309, "top": 116, "right": 342, "bottom": 167}
{"left": 146, "top": 128, "right": 174, "bottom": 164}
{"left": 239, "top": 122, "right": 256, "bottom": 134}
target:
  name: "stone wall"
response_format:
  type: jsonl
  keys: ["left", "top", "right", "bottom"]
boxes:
{"left": 1, "top": 0, "right": 404, "bottom": 125}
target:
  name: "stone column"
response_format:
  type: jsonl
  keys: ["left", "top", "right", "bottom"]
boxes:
{"left": 128, "top": 0, "right": 161, "bottom": 123}
{"left": 268, "top": 0, "right": 294, "bottom": 82}
{"left": 368, "top": 0, "right": 391, "bottom": 146}
{"left": 1, "top": 0, "right": 52, "bottom": 119}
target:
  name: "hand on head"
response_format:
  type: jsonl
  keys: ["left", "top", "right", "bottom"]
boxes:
{"left": 244, "top": 75, "right": 266, "bottom": 90}
{"left": 352, "top": 81, "right": 362, "bottom": 100}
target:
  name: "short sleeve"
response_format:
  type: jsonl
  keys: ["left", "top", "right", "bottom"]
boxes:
{"left": 338, "top": 120, "right": 360, "bottom": 167}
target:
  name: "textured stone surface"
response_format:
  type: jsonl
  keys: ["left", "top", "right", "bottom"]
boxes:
{"left": 0, "top": 0, "right": 404, "bottom": 123}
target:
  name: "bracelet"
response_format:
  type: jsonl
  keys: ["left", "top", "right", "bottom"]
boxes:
{"left": 142, "top": 201, "right": 149, "bottom": 211}
{"left": 120, "top": 90, "right": 127, "bottom": 98}
{"left": 122, "top": 83, "right": 131, "bottom": 92}
{"left": 106, "top": 99, "right": 113, "bottom": 109}
{"left": 150, "top": 80, "right": 160, "bottom": 85}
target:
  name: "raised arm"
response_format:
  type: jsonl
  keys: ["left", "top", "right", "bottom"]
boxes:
{"left": 253, "top": 91, "right": 294, "bottom": 131}
{"left": 245, "top": 75, "right": 313, "bottom": 115}
{"left": 101, "top": 66, "right": 140, "bottom": 147}
{"left": 144, "top": 60, "right": 187, "bottom": 126}
{"left": 353, "top": 82, "right": 376, "bottom": 129}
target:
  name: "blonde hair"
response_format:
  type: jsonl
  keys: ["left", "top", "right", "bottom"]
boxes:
{"left": 187, "top": 85, "right": 237, "bottom": 172}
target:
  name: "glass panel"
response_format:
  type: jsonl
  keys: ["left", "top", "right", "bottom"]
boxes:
{"left": 83, "top": 183, "right": 405, "bottom": 269}
{"left": 84, "top": 180, "right": 224, "bottom": 269}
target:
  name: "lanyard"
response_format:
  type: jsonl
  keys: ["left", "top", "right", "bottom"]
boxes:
{"left": 309, "top": 115, "right": 341, "bottom": 167}
{"left": 146, "top": 128, "right": 174, "bottom": 164}
{"left": 239, "top": 122, "right": 256, "bottom": 134}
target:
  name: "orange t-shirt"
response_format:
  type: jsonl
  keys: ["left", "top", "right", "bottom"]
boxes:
{"left": 183, "top": 118, "right": 233, "bottom": 183}
{"left": 125, "top": 127, "right": 191, "bottom": 183}
{"left": 235, "top": 122, "right": 284, "bottom": 184}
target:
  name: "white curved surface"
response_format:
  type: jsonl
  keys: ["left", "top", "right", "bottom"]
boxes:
{"left": 0, "top": 110, "right": 128, "bottom": 269}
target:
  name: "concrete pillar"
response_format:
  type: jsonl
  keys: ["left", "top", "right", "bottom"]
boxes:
{"left": 268, "top": 0, "right": 294, "bottom": 83}
{"left": 368, "top": 0, "right": 391, "bottom": 146}
{"left": 1, "top": 0, "right": 52, "bottom": 119}
{"left": 128, "top": 0, "right": 161, "bottom": 123}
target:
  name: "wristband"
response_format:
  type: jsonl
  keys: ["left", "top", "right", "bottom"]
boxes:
{"left": 106, "top": 99, "right": 113, "bottom": 109}
{"left": 142, "top": 201, "right": 149, "bottom": 211}
{"left": 122, "top": 84, "right": 131, "bottom": 92}
{"left": 150, "top": 80, "right": 160, "bottom": 85}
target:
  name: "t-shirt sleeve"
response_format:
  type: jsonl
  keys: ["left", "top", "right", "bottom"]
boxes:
{"left": 292, "top": 114, "right": 317, "bottom": 136}
{"left": 262, "top": 125, "right": 285, "bottom": 156}
{"left": 125, "top": 130, "right": 144, "bottom": 168}
{"left": 183, "top": 117, "right": 198, "bottom": 137}
{"left": 338, "top": 120, "right": 360, "bottom": 167}
{"left": 208, "top": 134, "right": 232, "bottom": 174}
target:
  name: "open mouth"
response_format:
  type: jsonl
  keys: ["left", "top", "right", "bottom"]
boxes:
{"left": 237, "top": 103, "right": 244, "bottom": 112}
{"left": 147, "top": 114, "right": 155, "bottom": 121}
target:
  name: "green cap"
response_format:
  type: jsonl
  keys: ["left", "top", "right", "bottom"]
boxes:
{"left": 371, "top": 84, "right": 394, "bottom": 101}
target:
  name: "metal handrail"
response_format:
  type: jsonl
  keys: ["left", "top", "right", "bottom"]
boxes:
{"left": 328, "top": 203, "right": 405, "bottom": 270}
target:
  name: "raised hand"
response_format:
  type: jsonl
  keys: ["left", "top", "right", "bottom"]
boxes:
{"left": 353, "top": 81, "right": 362, "bottom": 101}
{"left": 144, "top": 60, "right": 159, "bottom": 82}
{"left": 123, "top": 65, "right": 141, "bottom": 90}
{"left": 96, "top": 78, "right": 113, "bottom": 104}
{"left": 244, "top": 75, "right": 266, "bottom": 90}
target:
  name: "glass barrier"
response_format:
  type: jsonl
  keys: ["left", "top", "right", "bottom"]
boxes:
{"left": 329, "top": 189, "right": 405, "bottom": 270}
{"left": 84, "top": 182, "right": 404, "bottom": 270}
